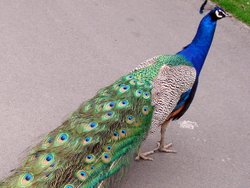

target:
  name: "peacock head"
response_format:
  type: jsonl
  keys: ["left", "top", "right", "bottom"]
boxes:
{"left": 209, "top": 7, "right": 230, "bottom": 20}
{"left": 200, "top": 0, "right": 231, "bottom": 21}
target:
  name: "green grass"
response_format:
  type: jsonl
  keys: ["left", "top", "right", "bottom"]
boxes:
{"left": 211, "top": 0, "right": 250, "bottom": 26}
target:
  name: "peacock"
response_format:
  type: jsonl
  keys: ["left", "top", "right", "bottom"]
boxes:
{"left": 0, "top": 1, "right": 230, "bottom": 188}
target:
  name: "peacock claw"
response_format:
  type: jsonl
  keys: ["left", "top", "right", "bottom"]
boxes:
{"left": 135, "top": 151, "right": 154, "bottom": 161}
{"left": 135, "top": 142, "right": 176, "bottom": 161}
{"left": 155, "top": 142, "right": 177, "bottom": 153}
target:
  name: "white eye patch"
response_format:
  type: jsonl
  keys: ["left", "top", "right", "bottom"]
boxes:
{"left": 215, "top": 10, "right": 224, "bottom": 18}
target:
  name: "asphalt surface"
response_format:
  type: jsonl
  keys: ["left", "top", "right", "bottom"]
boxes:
{"left": 0, "top": 0, "right": 250, "bottom": 187}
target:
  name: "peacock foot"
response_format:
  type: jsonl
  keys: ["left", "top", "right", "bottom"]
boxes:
{"left": 135, "top": 150, "right": 155, "bottom": 161}
{"left": 155, "top": 142, "right": 177, "bottom": 153}
{"left": 135, "top": 142, "right": 176, "bottom": 161}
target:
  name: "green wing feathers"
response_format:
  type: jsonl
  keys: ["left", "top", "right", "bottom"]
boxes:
{"left": 0, "top": 55, "right": 192, "bottom": 188}
{"left": 0, "top": 74, "right": 153, "bottom": 188}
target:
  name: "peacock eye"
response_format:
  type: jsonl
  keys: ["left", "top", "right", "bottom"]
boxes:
{"left": 215, "top": 10, "right": 225, "bottom": 18}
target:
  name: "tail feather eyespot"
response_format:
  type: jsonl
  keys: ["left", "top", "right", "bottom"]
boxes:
{"left": 64, "top": 184, "right": 74, "bottom": 188}
{"left": 102, "top": 111, "right": 115, "bottom": 121}
{"left": 125, "top": 75, "right": 134, "bottom": 80}
{"left": 112, "top": 131, "right": 119, "bottom": 140}
{"left": 129, "top": 79, "right": 136, "bottom": 85}
{"left": 126, "top": 115, "right": 135, "bottom": 124}
{"left": 142, "top": 106, "right": 150, "bottom": 115}
{"left": 85, "top": 154, "right": 96, "bottom": 164}
{"left": 119, "top": 129, "right": 127, "bottom": 138}
{"left": 117, "top": 100, "right": 129, "bottom": 109}
{"left": 86, "top": 165, "right": 95, "bottom": 171}
{"left": 103, "top": 101, "right": 116, "bottom": 111}
{"left": 113, "top": 83, "right": 125, "bottom": 90}
{"left": 38, "top": 153, "right": 55, "bottom": 168}
{"left": 82, "top": 137, "right": 92, "bottom": 146}
{"left": 54, "top": 133, "right": 69, "bottom": 146}
{"left": 134, "top": 90, "right": 143, "bottom": 97}
{"left": 76, "top": 170, "right": 88, "bottom": 181}
{"left": 103, "top": 145, "right": 112, "bottom": 152}
{"left": 81, "top": 122, "right": 99, "bottom": 132}
{"left": 118, "top": 85, "right": 130, "bottom": 94}
{"left": 143, "top": 92, "right": 151, "bottom": 99}
{"left": 18, "top": 173, "right": 34, "bottom": 187}
{"left": 101, "top": 152, "right": 112, "bottom": 163}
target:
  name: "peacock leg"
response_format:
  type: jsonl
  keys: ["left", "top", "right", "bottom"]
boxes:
{"left": 156, "top": 121, "right": 177, "bottom": 153}
{"left": 135, "top": 121, "right": 176, "bottom": 161}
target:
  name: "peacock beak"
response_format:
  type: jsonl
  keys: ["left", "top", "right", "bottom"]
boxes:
{"left": 225, "top": 12, "right": 232, "bottom": 17}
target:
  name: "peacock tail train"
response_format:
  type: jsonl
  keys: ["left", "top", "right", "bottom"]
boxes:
{"left": 0, "top": 55, "right": 192, "bottom": 188}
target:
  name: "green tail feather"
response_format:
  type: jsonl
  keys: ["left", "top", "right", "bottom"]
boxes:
{"left": 0, "top": 55, "right": 191, "bottom": 188}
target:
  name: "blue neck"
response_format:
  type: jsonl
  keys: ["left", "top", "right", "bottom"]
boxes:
{"left": 177, "top": 14, "right": 217, "bottom": 76}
